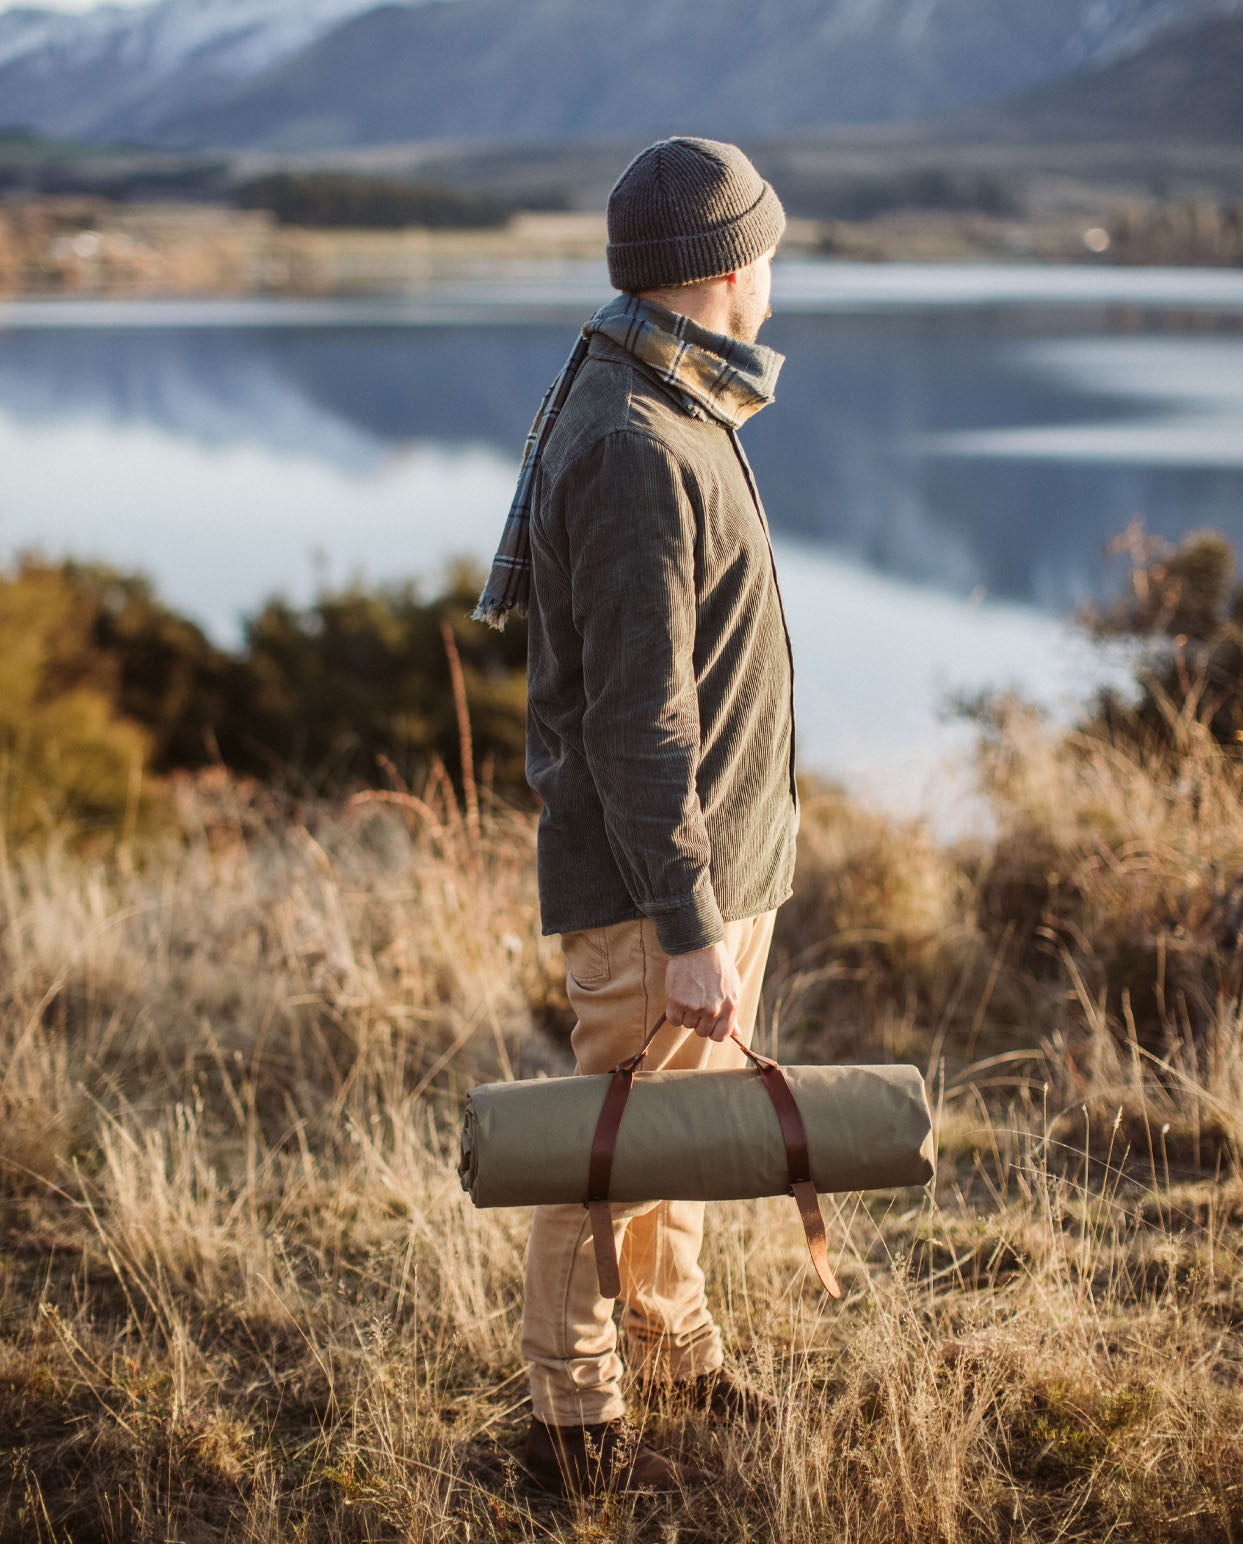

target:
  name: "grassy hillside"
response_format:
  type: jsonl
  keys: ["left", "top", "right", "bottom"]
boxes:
{"left": 3, "top": 582, "right": 1243, "bottom": 1537}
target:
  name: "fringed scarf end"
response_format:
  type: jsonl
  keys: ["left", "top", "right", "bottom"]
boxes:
{"left": 471, "top": 594, "right": 524, "bottom": 631}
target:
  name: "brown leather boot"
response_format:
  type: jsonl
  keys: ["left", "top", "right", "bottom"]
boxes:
{"left": 521, "top": 1417, "right": 717, "bottom": 1496}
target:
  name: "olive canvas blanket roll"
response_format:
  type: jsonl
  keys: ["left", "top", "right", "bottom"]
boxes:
{"left": 458, "top": 1062, "right": 935, "bottom": 1208}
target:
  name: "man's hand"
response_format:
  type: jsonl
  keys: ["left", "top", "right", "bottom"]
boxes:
{"left": 664, "top": 940, "right": 742, "bottom": 1042}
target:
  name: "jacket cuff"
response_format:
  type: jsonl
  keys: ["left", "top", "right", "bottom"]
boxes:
{"left": 647, "top": 886, "right": 726, "bottom": 956}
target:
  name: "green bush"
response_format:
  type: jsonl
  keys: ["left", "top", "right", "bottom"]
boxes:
{"left": 0, "top": 553, "right": 529, "bottom": 849}
{"left": 224, "top": 562, "right": 527, "bottom": 796}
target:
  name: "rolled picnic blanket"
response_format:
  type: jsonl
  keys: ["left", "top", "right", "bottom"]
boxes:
{"left": 459, "top": 1059, "right": 935, "bottom": 1208}
{"left": 460, "top": 1020, "right": 934, "bottom": 1298}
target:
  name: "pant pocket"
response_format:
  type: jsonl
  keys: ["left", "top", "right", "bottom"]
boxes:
{"left": 561, "top": 928, "right": 611, "bottom": 990}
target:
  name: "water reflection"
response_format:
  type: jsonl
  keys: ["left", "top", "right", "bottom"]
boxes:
{"left": 3, "top": 301, "right": 1242, "bottom": 614}
{"left": 752, "top": 311, "right": 1243, "bottom": 610}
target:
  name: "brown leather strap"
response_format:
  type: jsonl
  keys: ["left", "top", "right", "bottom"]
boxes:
{"left": 792, "top": 1180, "right": 838, "bottom": 1295}
{"left": 729, "top": 1035, "right": 841, "bottom": 1297}
{"left": 585, "top": 1015, "right": 667, "bottom": 1298}
{"left": 587, "top": 1199, "right": 620, "bottom": 1299}
{"left": 583, "top": 1016, "right": 841, "bottom": 1301}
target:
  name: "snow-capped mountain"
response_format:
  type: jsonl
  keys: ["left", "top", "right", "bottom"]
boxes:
{"left": 1, "top": 0, "right": 1240, "bottom": 150}
{"left": 155, "top": 0, "right": 1243, "bottom": 151}
{"left": 0, "top": 0, "right": 409, "bottom": 139}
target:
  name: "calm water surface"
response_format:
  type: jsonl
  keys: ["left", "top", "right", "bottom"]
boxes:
{"left": 4, "top": 261, "right": 1243, "bottom": 817}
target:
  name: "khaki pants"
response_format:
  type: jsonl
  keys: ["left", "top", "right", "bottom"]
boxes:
{"left": 521, "top": 909, "right": 777, "bottom": 1426}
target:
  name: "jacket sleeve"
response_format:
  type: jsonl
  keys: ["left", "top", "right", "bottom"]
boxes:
{"left": 561, "top": 428, "right": 724, "bottom": 955}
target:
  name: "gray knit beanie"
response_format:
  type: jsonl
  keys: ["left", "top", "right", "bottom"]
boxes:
{"left": 606, "top": 136, "right": 786, "bottom": 294}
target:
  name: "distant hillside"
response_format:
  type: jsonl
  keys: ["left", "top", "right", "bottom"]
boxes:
{"left": 955, "top": 11, "right": 1243, "bottom": 142}
{"left": 5, "top": 0, "right": 1240, "bottom": 152}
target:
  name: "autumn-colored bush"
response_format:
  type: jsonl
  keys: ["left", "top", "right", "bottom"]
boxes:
{"left": 0, "top": 557, "right": 163, "bottom": 846}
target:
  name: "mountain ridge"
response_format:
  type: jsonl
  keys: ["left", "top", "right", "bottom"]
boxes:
{"left": 2, "top": 0, "right": 1241, "bottom": 151}
{"left": 156, "top": 0, "right": 1243, "bottom": 150}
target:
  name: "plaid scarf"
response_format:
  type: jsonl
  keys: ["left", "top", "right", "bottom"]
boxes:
{"left": 472, "top": 293, "right": 784, "bottom": 629}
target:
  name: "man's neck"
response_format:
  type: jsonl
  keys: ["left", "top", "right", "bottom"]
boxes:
{"left": 636, "top": 280, "right": 734, "bottom": 341}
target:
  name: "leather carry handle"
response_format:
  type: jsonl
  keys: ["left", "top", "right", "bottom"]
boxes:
{"left": 584, "top": 1015, "right": 842, "bottom": 1300}
{"left": 727, "top": 1031, "right": 842, "bottom": 1298}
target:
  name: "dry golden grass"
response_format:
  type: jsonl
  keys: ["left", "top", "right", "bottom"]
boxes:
{"left": 2, "top": 709, "right": 1242, "bottom": 1542}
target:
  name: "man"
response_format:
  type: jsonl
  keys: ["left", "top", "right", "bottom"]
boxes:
{"left": 474, "top": 136, "right": 798, "bottom": 1495}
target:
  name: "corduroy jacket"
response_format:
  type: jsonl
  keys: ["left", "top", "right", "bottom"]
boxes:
{"left": 525, "top": 329, "right": 799, "bottom": 956}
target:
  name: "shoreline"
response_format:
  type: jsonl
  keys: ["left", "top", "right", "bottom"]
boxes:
{"left": 5, "top": 254, "right": 1243, "bottom": 326}
{"left": 3, "top": 199, "right": 1242, "bottom": 302}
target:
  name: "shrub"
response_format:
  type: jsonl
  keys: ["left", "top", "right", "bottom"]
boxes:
{"left": 1083, "top": 521, "right": 1243, "bottom": 758}
{"left": 224, "top": 562, "right": 527, "bottom": 796}
{"left": 0, "top": 553, "right": 529, "bottom": 849}
{"left": 0, "top": 557, "right": 163, "bottom": 846}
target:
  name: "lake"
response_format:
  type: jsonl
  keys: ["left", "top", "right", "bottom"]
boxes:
{"left": 4, "top": 259, "right": 1243, "bottom": 823}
